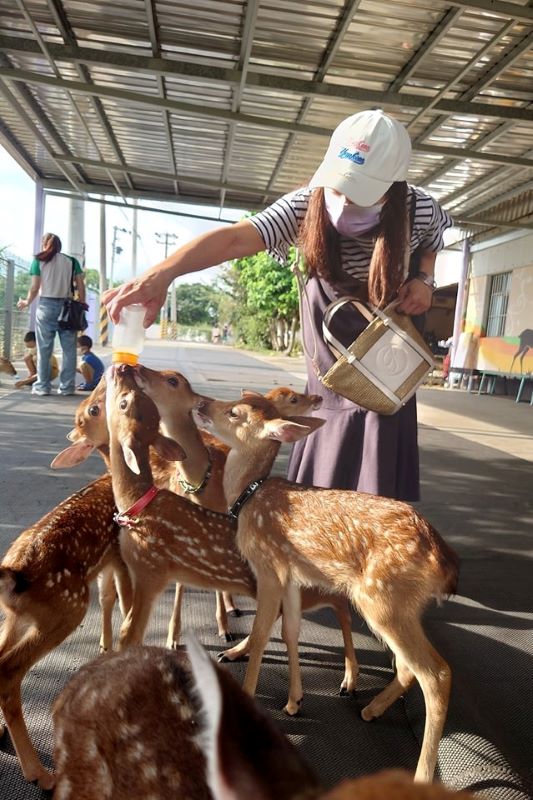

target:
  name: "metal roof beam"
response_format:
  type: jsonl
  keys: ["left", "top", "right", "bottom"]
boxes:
{"left": 53, "top": 154, "right": 280, "bottom": 199}
{"left": 41, "top": 178, "right": 533, "bottom": 232}
{"left": 220, "top": 0, "right": 260, "bottom": 210}
{"left": 144, "top": 0, "right": 179, "bottom": 196}
{"left": 263, "top": 0, "right": 363, "bottom": 200}
{"left": 0, "top": 78, "right": 84, "bottom": 193}
{"left": 4, "top": 65, "right": 533, "bottom": 134}
{"left": 0, "top": 118, "right": 41, "bottom": 179}
{"left": 389, "top": 8, "right": 463, "bottom": 92}
{"left": 2, "top": 36, "right": 533, "bottom": 123}
{"left": 446, "top": 0, "right": 533, "bottom": 23}
{"left": 45, "top": 0, "right": 134, "bottom": 194}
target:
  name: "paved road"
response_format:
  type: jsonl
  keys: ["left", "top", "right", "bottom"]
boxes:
{"left": 1, "top": 340, "right": 532, "bottom": 798}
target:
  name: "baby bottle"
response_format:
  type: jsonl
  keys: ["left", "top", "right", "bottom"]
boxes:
{"left": 112, "top": 304, "right": 146, "bottom": 365}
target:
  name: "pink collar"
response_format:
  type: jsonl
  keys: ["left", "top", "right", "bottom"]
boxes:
{"left": 114, "top": 485, "right": 159, "bottom": 528}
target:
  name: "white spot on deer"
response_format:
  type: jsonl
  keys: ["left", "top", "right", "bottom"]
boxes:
{"left": 54, "top": 777, "right": 72, "bottom": 800}
{"left": 365, "top": 577, "right": 374, "bottom": 587}
{"left": 119, "top": 722, "right": 141, "bottom": 739}
{"left": 406, "top": 540, "right": 418, "bottom": 554}
{"left": 128, "top": 741, "right": 146, "bottom": 761}
{"left": 142, "top": 764, "right": 157, "bottom": 781}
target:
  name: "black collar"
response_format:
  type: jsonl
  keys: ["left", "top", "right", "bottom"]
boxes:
{"left": 227, "top": 478, "right": 267, "bottom": 521}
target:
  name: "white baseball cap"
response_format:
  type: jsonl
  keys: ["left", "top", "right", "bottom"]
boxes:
{"left": 309, "top": 109, "right": 412, "bottom": 206}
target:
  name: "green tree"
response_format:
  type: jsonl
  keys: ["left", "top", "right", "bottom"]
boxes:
{"left": 84, "top": 268, "right": 100, "bottom": 291}
{"left": 227, "top": 248, "right": 299, "bottom": 352}
{"left": 173, "top": 283, "right": 219, "bottom": 326}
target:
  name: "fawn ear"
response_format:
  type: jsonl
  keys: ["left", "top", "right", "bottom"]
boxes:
{"left": 265, "top": 417, "right": 325, "bottom": 443}
{"left": 240, "top": 388, "right": 262, "bottom": 399}
{"left": 121, "top": 437, "right": 141, "bottom": 475}
{"left": 186, "top": 633, "right": 319, "bottom": 800}
{"left": 51, "top": 441, "right": 95, "bottom": 469}
{"left": 284, "top": 415, "right": 326, "bottom": 432}
{"left": 153, "top": 432, "right": 186, "bottom": 462}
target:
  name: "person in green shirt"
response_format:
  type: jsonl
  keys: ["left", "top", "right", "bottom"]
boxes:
{"left": 17, "top": 233, "right": 86, "bottom": 396}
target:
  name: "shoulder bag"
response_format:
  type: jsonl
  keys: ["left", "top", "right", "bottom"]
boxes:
{"left": 294, "top": 257, "right": 434, "bottom": 416}
{"left": 57, "top": 257, "right": 89, "bottom": 332}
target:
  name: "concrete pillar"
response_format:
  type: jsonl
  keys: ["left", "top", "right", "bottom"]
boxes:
{"left": 68, "top": 197, "right": 85, "bottom": 265}
{"left": 30, "top": 181, "right": 46, "bottom": 330}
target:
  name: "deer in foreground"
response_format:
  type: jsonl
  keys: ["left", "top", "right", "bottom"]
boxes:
{"left": 0, "top": 475, "right": 131, "bottom": 790}
{"left": 105, "top": 365, "right": 359, "bottom": 704}
{"left": 51, "top": 637, "right": 476, "bottom": 800}
{"left": 194, "top": 392, "right": 460, "bottom": 783}
{"left": 133, "top": 364, "right": 323, "bottom": 641}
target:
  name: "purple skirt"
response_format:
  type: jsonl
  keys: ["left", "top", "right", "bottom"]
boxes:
{"left": 286, "top": 274, "right": 420, "bottom": 502}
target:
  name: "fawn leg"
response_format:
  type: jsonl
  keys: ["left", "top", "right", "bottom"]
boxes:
{"left": 118, "top": 576, "right": 168, "bottom": 649}
{"left": 0, "top": 612, "right": 85, "bottom": 789}
{"left": 97, "top": 566, "right": 117, "bottom": 652}
{"left": 113, "top": 560, "right": 133, "bottom": 618}
{"left": 280, "top": 582, "right": 303, "bottom": 716}
{"left": 331, "top": 598, "right": 359, "bottom": 696}
{"left": 361, "top": 658, "right": 414, "bottom": 721}
{"left": 215, "top": 591, "right": 233, "bottom": 641}
{"left": 223, "top": 591, "right": 241, "bottom": 617}
{"left": 242, "top": 573, "right": 283, "bottom": 697}
{"left": 166, "top": 583, "right": 184, "bottom": 649}
{"left": 360, "top": 604, "right": 451, "bottom": 783}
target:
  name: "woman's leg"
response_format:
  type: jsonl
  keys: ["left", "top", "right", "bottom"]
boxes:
{"left": 33, "top": 300, "right": 57, "bottom": 394}
{"left": 57, "top": 327, "right": 77, "bottom": 394}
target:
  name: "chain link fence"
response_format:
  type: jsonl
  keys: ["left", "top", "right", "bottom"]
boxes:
{"left": 0, "top": 252, "right": 31, "bottom": 360}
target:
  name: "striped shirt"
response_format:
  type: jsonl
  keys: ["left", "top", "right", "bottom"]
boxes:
{"left": 249, "top": 186, "right": 452, "bottom": 280}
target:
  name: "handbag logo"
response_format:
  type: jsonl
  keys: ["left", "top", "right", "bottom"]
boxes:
{"left": 361, "top": 330, "right": 424, "bottom": 392}
{"left": 375, "top": 343, "right": 410, "bottom": 376}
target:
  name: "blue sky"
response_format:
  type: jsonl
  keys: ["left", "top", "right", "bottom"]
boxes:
{"left": 0, "top": 146, "right": 247, "bottom": 285}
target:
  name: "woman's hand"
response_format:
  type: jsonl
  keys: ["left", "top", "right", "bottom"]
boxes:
{"left": 396, "top": 278, "right": 433, "bottom": 316}
{"left": 103, "top": 268, "right": 172, "bottom": 326}
{"left": 17, "top": 298, "right": 29, "bottom": 310}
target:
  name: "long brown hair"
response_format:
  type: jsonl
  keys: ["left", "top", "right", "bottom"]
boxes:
{"left": 35, "top": 233, "right": 62, "bottom": 263}
{"left": 298, "top": 183, "right": 409, "bottom": 307}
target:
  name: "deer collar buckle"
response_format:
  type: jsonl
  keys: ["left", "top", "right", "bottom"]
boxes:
{"left": 114, "top": 485, "right": 160, "bottom": 528}
{"left": 227, "top": 478, "right": 267, "bottom": 521}
{"left": 177, "top": 452, "right": 212, "bottom": 495}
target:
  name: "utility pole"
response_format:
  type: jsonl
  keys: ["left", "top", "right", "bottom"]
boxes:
{"left": 110, "top": 226, "right": 131, "bottom": 288}
{"left": 155, "top": 232, "right": 178, "bottom": 339}
{"left": 99, "top": 199, "right": 109, "bottom": 346}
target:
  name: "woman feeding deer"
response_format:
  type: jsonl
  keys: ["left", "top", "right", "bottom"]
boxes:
{"left": 104, "top": 109, "right": 452, "bottom": 501}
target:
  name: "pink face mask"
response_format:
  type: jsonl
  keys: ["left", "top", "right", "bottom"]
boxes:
{"left": 324, "top": 188, "right": 382, "bottom": 237}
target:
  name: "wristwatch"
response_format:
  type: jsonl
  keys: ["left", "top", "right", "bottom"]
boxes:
{"left": 415, "top": 271, "right": 437, "bottom": 291}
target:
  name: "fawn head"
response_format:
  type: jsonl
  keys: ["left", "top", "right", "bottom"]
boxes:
{"left": 195, "top": 393, "right": 325, "bottom": 451}
{"left": 262, "top": 387, "right": 322, "bottom": 416}
{"left": 134, "top": 364, "right": 204, "bottom": 418}
{"left": 51, "top": 380, "right": 108, "bottom": 468}
{"left": 0, "top": 355, "right": 17, "bottom": 376}
{"left": 106, "top": 364, "right": 185, "bottom": 475}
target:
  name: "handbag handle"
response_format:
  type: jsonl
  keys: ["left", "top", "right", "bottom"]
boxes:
{"left": 323, "top": 297, "right": 434, "bottom": 368}
{"left": 292, "top": 255, "right": 326, "bottom": 380}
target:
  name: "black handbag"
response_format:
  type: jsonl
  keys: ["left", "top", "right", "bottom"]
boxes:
{"left": 57, "top": 258, "right": 88, "bottom": 331}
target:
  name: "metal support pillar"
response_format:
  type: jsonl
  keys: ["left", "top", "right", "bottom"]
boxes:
{"left": 68, "top": 196, "right": 85, "bottom": 266}
{"left": 30, "top": 181, "right": 45, "bottom": 331}
{"left": 3, "top": 259, "right": 15, "bottom": 359}
{"left": 450, "top": 237, "right": 470, "bottom": 388}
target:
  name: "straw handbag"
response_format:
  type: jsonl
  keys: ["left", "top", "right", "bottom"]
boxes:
{"left": 294, "top": 267, "right": 434, "bottom": 416}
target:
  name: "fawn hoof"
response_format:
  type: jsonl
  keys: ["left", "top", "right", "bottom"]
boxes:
{"left": 339, "top": 686, "right": 357, "bottom": 697}
{"left": 30, "top": 767, "right": 55, "bottom": 791}
{"left": 221, "top": 632, "right": 235, "bottom": 642}
{"left": 217, "top": 651, "right": 247, "bottom": 663}
{"left": 167, "top": 639, "right": 180, "bottom": 651}
{"left": 228, "top": 608, "right": 242, "bottom": 618}
{"left": 0, "top": 722, "right": 5, "bottom": 737}
{"left": 361, "top": 705, "right": 376, "bottom": 722}
{"left": 283, "top": 697, "right": 303, "bottom": 717}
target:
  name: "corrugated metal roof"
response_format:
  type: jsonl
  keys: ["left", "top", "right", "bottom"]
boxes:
{"left": 1, "top": 0, "right": 533, "bottom": 242}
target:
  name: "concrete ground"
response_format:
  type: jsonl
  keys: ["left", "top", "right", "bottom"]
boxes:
{"left": 0, "top": 340, "right": 532, "bottom": 799}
